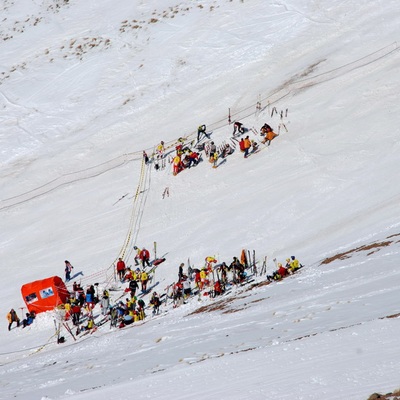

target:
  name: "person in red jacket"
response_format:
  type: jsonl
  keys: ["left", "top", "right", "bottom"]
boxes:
{"left": 277, "top": 263, "right": 287, "bottom": 278}
{"left": 139, "top": 248, "right": 151, "bottom": 268}
{"left": 116, "top": 258, "right": 126, "bottom": 280}
{"left": 239, "top": 138, "right": 245, "bottom": 153}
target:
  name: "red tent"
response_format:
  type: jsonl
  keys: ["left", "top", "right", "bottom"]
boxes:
{"left": 21, "top": 276, "right": 70, "bottom": 314}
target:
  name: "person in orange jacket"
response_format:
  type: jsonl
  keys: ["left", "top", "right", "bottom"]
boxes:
{"left": 243, "top": 136, "right": 251, "bottom": 158}
{"left": 262, "top": 129, "right": 279, "bottom": 146}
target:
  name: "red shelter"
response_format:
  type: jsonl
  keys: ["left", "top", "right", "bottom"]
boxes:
{"left": 21, "top": 276, "right": 70, "bottom": 314}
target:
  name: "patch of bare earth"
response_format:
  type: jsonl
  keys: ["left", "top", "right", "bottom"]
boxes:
{"left": 320, "top": 235, "right": 398, "bottom": 265}
{"left": 367, "top": 389, "right": 400, "bottom": 399}
{"left": 187, "top": 296, "right": 241, "bottom": 315}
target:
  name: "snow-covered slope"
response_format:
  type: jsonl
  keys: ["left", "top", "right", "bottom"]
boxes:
{"left": 1, "top": 1, "right": 399, "bottom": 399}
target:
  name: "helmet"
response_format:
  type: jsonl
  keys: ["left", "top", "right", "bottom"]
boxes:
{"left": 291, "top": 256, "right": 295, "bottom": 260}
{"left": 134, "top": 246, "right": 137, "bottom": 250}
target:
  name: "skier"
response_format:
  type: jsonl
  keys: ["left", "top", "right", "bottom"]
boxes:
{"left": 188, "top": 150, "right": 200, "bottom": 166}
{"left": 133, "top": 246, "right": 141, "bottom": 266}
{"left": 129, "top": 278, "right": 139, "bottom": 297}
{"left": 182, "top": 278, "right": 192, "bottom": 298}
{"left": 137, "top": 299, "right": 146, "bottom": 320}
{"left": 251, "top": 140, "right": 259, "bottom": 153}
{"left": 6, "top": 309, "right": 20, "bottom": 331}
{"left": 71, "top": 302, "right": 81, "bottom": 325}
{"left": 260, "top": 123, "right": 273, "bottom": 136}
{"left": 205, "top": 256, "right": 217, "bottom": 272}
{"left": 64, "top": 260, "right": 74, "bottom": 282}
{"left": 149, "top": 292, "right": 161, "bottom": 315}
{"left": 143, "top": 151, "right": 149, "bottom": 164}
{"left": 72, "top": 281, "right": 79, "bottom": 299}
{"left": 100, "top": 290, "right": 110, "bottom": 316}
{"left": 178, "top": 263, "right": 184, "bottom": 281}
{"left": 232, "top": 121, "right": 245, "bottom": 136}
{"left": 288, "top": 256, "right": 301, "bottom": 274}
{"left": 239, "top": 138, "right": 245, "bottom": 153}
{"left": 211, "top": 151, "right": 218, "bottom": 168}
{"left": 243, "top": 136, "right": 251, "bottom": 158}
{"left": 116, "top": 258, "right": 126, "bottom": 281}
{"left": 267, "top": 263, "right": 287, "bottom": 281}
{"left": 139, "top": 247, "right": 151, "bottom": 268}
{"left": 140, "top": 270, "right": 149, "bottom": 293}
{"left": 199, "top": 268, "right": 208, "bottom": 290}
{"left": 85, "top": 285, "right": 96, "bottom": 309}
{"left": 197, "top": 124, "right": 207, "bottom": 142}
{"left": 156, "top": 141, "right": 165, "bottom": 157}
{"left": 278, "top": 263, "right": 288, "bottom": 278}
{"left": 22, "top": 311, "right": 36, "bottom": 328}
{"left": 213, "top": 280, "right": 223, "bottom": 296}
{"left": 172, "top": 154, "right": 182, "bottom": 176}
{"left": 209, "top": 141, "right": 217, "bottom": 157}
{"left": 221, "top": 143, "right": 234, "bottom": 158}
{"left": 262, "top": 129, "right": 279, "bottom": 146}
{"left": 181, "top": 154, "right": 191, "bottom": 169}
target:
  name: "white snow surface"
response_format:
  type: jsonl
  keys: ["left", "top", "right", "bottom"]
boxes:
{"left": 1, "top": 0, "right": 400, "bottom": 399}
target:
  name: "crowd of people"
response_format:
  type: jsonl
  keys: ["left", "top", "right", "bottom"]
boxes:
{"left": 7, "top": 250, "right": 302, "bottom": 333}
{"left": 147, "top": 120, "right": 280, "bottom": 175}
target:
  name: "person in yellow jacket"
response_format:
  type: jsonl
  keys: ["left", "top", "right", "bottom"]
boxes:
{"left": 173, "top": 155, "right": 181, "bottom": 176}
{"left": 156, "top": 141, "right": 165, "bottom": 157}
{"left": 205, "top": 256, "right": 217, "bottom": 273}
{"left": 289, "top": 256, "right": 300, "bottom": 273}
{"left": 199, "top": 268, "right": 208, "bottom": 290}
{"left": 140, "top": 271, "right": 149, "bottom": 292}
{"left": 262, "top": 129, "right": 279, "bottom": 146}
{"left": 211, "top": 152, "right": 218, "bottom": 168}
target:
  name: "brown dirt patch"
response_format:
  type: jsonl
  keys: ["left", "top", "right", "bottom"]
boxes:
{"left": 320, "top": 240, "right": 393, "bottom": 265}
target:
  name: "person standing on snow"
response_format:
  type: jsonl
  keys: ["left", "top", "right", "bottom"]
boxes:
{"left": 172, "top": 154, "right": 182, "bottom": 176}
{"left": 133, "top": 246, "right": 141, "bottom": 266}
{"left": 211, "top": 151, "right": 218, "bottom": 168}
{"left": 64, "top": 260, "right": 74, "bottom": 282}
{"left": 149, "top": 292, "right": 161, "bottom": 315}
{"left": 209, "top": 141, "right": 217, "bottom": 157}
{"left": 243, "top": 136, "right": 251, "bottom": 158}
{"left": 143, "top": 151, "right": 150, "bottom": 164}
{"left": 139, "top": 248, "right": 151, "bottom": 268}
{"left": 129, "top": 278, "right": 139, "bottom": 298}
{"left": 116, "top": 258, "right": 126, "bottom": 281}
{"left": 156, "top": 141, "right": 165, "bottom": 157}
{"left": 178, "top": 263, "right": 184, "bottom": 281}
{"left": 6, "top": 309, "right": 20, "bottom": 331}
{"left": 101, "top": 290, "right": 110, "bottom": 316}
{"left": 239, "top": 138, "right": 245, "bottom": 153}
